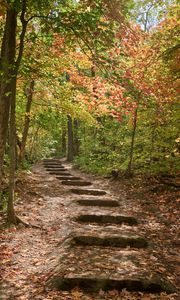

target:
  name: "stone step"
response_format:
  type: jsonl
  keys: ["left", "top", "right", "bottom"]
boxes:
{"left": 76, "top": 199, "right": 119, "bottom": 207}
{"left": 62, "top": 180, "right": 92, "bottom": 186}
{"left": 51, "top": 246, "right": 175, "bottom": 293}
{"left": 72, "top": 224, "right": 139, "bottom": 237}
{"left": 75, "top": 214, "right": 138, "bottom": 225}
{"left": 44, "top": 165, "right": 63, "bottom": 168}
{"left": 44, "top": 161, "right": 62, "bottom": 164}
{"left": 46, "top": 168, "right": 67, "bottom": 172}
{"left": 52, "top": 276, "right": 175, "bottom": 294}
{"left": 72, "top": 234, "right": 148, "bottom": 248}
{"left": 49, "top": 171, "right": 71, "bottom": 176}
{"left": 71, "top": 189, "right": 106, "bottom": 196}
{"left": 70, "top": 226, "right": 148, "bottom": 248}
{"left": 56, "top": 176, "right": 82, "bottom": 181}
{"left": 45, "top": 165, "right": 64, "bottom": 168}
{"left": 45, "top": 165, "right": 65, "bottom": 168}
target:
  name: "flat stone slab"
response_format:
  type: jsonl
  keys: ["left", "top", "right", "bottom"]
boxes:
{"left": 44, "top": 163, "right": 64, "bottom": 166}
{"left": 72, "top": 225, "right": 139, "bottom": 237}
{"left": 45, "top": 164, "right": 65, "bottom": 169}
{"left": 52, "top": 276, "right": 175, "bottom": 293}
{"left": 43, "top": 158, "right": 60, "bottom": 160}
{"left": 72, "top": 235, "right": 148, "bottom": 248}
{"left": 43, "top": 161, "right": 62, "bottom": 166}
{"left": 62, "top": 180, "right": 92, "bottom": 186}
{"left": 76, "top": 199, "right": 119, "bottom": 207}
{"left": 49, "top": 171, "right": 71, "bottom": 176}
{"left": 46, "top": 168, "right": 67, "bottom": 172}
{"left": 56, "top": 176, "right": 82, "bottom": 181}
{"left": 51, "top": 246, "right": 175, "bottom": 293}
{"left": 44, "top": 165, "right": 63, "bottom": 168}
{"left": 75, "top": 214, "right": 138, "bottom": 225}
{"left": 44, "top": 164, "right": 62, "bottom": 166}
{"left": 71, "top": 189, "right": 106, "bottom": 196}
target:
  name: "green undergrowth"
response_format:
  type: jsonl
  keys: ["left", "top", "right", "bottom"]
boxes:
{"left": 74, "top": 111, "right": 180, "bottom": 177}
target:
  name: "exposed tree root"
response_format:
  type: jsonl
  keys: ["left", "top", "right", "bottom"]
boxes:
{"left": 15, "top": 215, "right": 42, "bottom": 229}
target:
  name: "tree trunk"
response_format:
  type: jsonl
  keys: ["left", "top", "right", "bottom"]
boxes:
{"left": 126, "top": 108, "right": 138, "bottom": 176}
{"left": 61, "top": 128, "right": 66, "bottom": 155}
{"left": 67, "top": 115, "right": 74, "bottom": 161}
{"left": 150, "top": 122, "right": 156, "bottom": 163}
{"left": 19, "top": 80, "right": 35, "bottom": 164}
{"left": 29, "top": 126, "right": 40, "bottom": 161}
{"left": 0, "top": 9, "right": 17, "bottom": 202}
{"left": 2, "top": 1, "right": 28, "bottom": 223}
{"left": 74, "top": 119, "right": 80, "bottom": 156}
{"left": 7, "top": 75, "right": 17, "bottom": 224}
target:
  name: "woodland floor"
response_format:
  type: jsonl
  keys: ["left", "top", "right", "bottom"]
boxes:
{"left": 0, "top": 159, "right": 179, "bottom": 300}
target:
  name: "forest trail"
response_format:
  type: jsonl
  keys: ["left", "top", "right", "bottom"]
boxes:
{"left": 0, "top": 159, "right": 179, "bottom": 300}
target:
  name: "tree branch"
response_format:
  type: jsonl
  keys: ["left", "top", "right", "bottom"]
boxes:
{"left": 144, "top": 3, "right": 153, "bottom": 32}
{"left": 15, "top": 0, "right": 28, "bottom": 71}
{"left": 27, "top": 15, "right": 55, "bottom": 23}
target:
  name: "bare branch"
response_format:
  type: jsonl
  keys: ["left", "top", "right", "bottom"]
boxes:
{"left": 27, "top": 15, "right": 55, "bottom": 23}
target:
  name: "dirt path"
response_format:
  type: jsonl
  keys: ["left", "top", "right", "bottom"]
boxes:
{"left": 0, "top": 159, "right": 179, "bottom": 300}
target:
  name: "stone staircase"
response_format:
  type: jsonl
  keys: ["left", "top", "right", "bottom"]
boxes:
{"left": 43, "top": 159, "right": 176, "bottom": 294}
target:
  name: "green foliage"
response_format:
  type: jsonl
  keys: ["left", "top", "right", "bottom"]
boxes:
{"left": 1, "top": 0, "right": 179, "bottom": 181}
{"left": 75, "top": 104, "right": 180, "bottom": 175}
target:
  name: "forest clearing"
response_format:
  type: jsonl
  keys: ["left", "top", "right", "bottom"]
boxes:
{"left": 0, "top": 1, "right": 179, "bottom": 299}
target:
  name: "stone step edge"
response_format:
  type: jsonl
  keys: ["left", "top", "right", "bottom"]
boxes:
{"left": 71, "top": 189, "right": 107, "bottom": 196}
{"left": 56, "top": 176, "right": 82, "bottom": 180}
{"left": 75, "top": 214, "right": 138, "bottom": 225}
{"left": 72, "top": 235, "right": 149, "bottom": 248}
{"left": 62, "top": 181, "right": 92, "bottom": 186}
{"left": 50, "top": 275, "right": 176, "bottom": 294}
{"left": 75, "top": 199, "right": 119, "bottom": 207}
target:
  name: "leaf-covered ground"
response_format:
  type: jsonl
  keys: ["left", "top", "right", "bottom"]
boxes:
{"left": 0, "top": 161, "right": 179, "bottom": 299}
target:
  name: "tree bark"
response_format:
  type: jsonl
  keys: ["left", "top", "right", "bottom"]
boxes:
{"left": 0, "top": 0, "right": 28, "bottom": 223}
{"left": 0, "top": 9, "right": 17, "bottom": 202}
{"left": 61, "top": 127, "right": 66, "bottom": 155}
{"left": 29, "top": 126, "right": 40, "bottom": 160}
{"left": 67, "top": 115, "right": 74, "bottom": 161}
{"left": 7, "top": 75, "right": 17, "bottom": 224}
{"left": 126, "top": 108, "right": 138, "bottom": 176}
{"left": 19, "top": 80, "right": 35, "bottom": 164}
{"left": 74, "top": 119, "right": 80, "bottom": 156}
{"left": 150, "top": 122, "right": 156, "bottom": 163}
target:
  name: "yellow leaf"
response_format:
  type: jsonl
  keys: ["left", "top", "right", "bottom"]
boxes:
{"left": 71, "top": 289, "right": 83, "bottom": 299}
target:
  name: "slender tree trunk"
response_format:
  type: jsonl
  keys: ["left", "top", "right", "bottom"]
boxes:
{"left": 83, "top": 127, "right": 86, "bottom": 142}
{"left": 15, "top": 129, "right": 19, "bottom": 170}
{"left": 67, "top": 115, "right": 74, "bottom": 161}
{"left": 61, "top": 117, "right": 66, "bottom": 155}
{"left": 0, "top": 9, "right": 17, "bottom": 202}
{"left": 126, "top": 108, "right": 138, "bottom": 176}
{"left": 150, "top": 122, "right": 156, "bottom": 163}
{"left": 29, "top": 127, "right": 40, "bottom": 160}
{"left": 61, "top": 128, "right": 66, "bottom": 155}
{"left": 16, "top": 132, "right": 22, "bottom": 163}
{"left": 74, "top": 119, "right": 80, "bottom": 156}
{"left": 19, "top": 80, "right": 35, "bottom": 164}
{"left": 7, "top": 75, "right": 17, "bottom": 224}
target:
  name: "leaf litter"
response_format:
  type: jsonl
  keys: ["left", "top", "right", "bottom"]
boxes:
{"left": 0, "top": 161, "right": 179, "bottom": 299}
